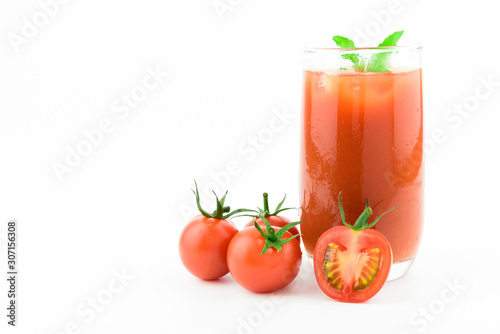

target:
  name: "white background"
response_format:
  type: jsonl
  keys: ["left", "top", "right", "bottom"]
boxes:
{"left": 1, "top": 1, "right": 499, "bottom": 333}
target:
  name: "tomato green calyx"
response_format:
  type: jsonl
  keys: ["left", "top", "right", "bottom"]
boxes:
{"left": 231, "top": 193, "right": 297, "bottom": 219}
{"left": 262, "top": 193, "right": 298, "bottom": 217}
{"left": 253, "top": 215, "right": 303, "bottom": 255}
{"left": 239, "top": 192, "right": 298, "bottom": 219}
{"left": 338, "top": 192, "right": 399, "bottom": 232}
{"left": 192, "top": 180, "right": 253, "bottom": 219}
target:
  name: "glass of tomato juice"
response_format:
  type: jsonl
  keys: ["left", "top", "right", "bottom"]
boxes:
{"left": 300, "top": 46, "right": 423, "bottom": 280}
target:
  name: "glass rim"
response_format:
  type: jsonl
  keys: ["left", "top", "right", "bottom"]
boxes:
{"left": 304, "top": 45, "right": 422, "bottom": 53}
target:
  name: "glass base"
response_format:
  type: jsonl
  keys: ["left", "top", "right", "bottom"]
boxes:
{"left": 387, "top": 258, "right": 415, "bottom": 282}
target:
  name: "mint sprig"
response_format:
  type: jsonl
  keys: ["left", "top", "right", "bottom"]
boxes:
{"left": 332, "top": 35, "right": 361, "bottom": 70}
{"left": 366, "top": 31, "right": 404, "bottom": 72}
{"left": 332, "top": 30, "right": 404, "bottom": 72}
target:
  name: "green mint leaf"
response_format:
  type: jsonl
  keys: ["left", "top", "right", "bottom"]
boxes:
{"left": 378, "top": 30, "right": 404, "bottom": 47}
{"left": 332, "top": 35, "right": 356, "bottom": 48}
{"left": 332, "top": 35, "right": 360, "bottom": 69}
{"left": 366, "top": 30, "right": 404, "bottom": 72}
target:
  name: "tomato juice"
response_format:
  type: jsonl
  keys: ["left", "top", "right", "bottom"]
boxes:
{"left": 300, "top": 68, "right": 423, "bottom": 265}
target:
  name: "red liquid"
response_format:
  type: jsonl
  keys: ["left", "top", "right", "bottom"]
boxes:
{"left": 300, "top": 69, "right": 423, "bottom": 263}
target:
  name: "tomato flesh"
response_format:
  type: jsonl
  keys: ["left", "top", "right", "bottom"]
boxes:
{"left": 314, "top": 227, "right": 392, "bottom": 302}
{"left": 322, "top": 242, "right": 381, "bottom": 292}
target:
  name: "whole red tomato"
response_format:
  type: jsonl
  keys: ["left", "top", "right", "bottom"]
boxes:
{"left": 244, "top": 193, "right": 300, "bottom": 241}
{"left": 314, "top": 192, "right": 396, "bottom": 303}
{"left": 227, "top": 217, "right": 302, "bottom": 293}
{"left": 179, "top": 182, "right": 252, "bottom": 280}
{"left": 179, "top": 215, "right": 238, "bottom": 280}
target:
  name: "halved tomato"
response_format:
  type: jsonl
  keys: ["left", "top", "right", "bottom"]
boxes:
{"left": 313, "top": 192, "right": 396, "bottom": 303}
{"left": 314, "top": 226, "right": 392, "bottom": 302}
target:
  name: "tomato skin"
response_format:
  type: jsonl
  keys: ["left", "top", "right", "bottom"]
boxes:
{"left": 313, "top": 226, "right": 392, "bottom": 303}
{"left": 244, "top": 216, "right": 300, "bottom": 242}
{"left": 179, "top": 215, "right": 238, "bottom": 280}
{"left": 227, "top": 226, "right": 302, "bottom": 293}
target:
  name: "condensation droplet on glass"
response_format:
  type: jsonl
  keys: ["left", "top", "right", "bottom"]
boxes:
{"left": 318, "top": 73, "right": 326, "bottom": 88}
{"left": 353, "top": 76, "right": 360, "bottom": 92}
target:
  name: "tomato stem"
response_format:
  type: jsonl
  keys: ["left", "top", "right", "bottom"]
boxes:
{"left": 230, "top": 192, "right": 297, "bottom": 220}
{"left": 192, "top": 180, "right": 253, "bottom": 219}
{"left": 231, "top": 192, "right": 299, "bottom": 219}
{"left": 262, "top": 193, "right": 270, "bottom": 216}
{"left": 353, "top": 207, "right": 373, "bottom": 230}
{"left": 268, "top": 228, "right": 277, "bottom": 242}
{"left": 338, "top": 191, "right": 399, "bottom": 231}
{"left": 211, "top": 206, "right": 230, "bottom": 216}
{"left": 367, "top": 206, "right": 399, "bottom": 229}
{"left": 338, "top": 192, "right": 349, "bottom": 228}
{"left": 256, "top": 214, "right": 303, "bottom": 255}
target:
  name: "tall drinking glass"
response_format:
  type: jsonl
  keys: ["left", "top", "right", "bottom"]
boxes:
{"left": 300, "top": 46, "right": 423, "bottom": 280}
